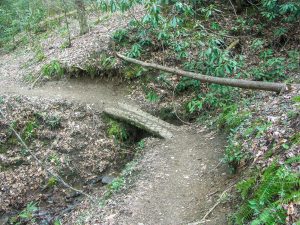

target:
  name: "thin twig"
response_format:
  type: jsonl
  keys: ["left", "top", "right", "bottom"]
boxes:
{"left": 172, "top": 82, "right": 193, "bottom": 125}
{"left": 201, "top": 182, "right": 236, "bottom": 221}
{"left": 228, "top": 0, "right": 238, "bottom": 18}
{"left": 0, "top": 110, "right": 96, "bottom": 203}
{"left": 187, "top": 219, "right": 211, "bottom": 225}
{"left": 207, "top": 190, "right": 219, "bottom": 198}
{"left": 30, "top": 74, "right": 43, "bottom": 89}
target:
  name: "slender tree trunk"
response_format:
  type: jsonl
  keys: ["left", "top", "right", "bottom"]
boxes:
{"left": 116, "top": 53, "right": 300, "bottom": 93}
{"left": 61, "top": 0, "right": 71, "bottom": 47}
{"left": 75, "top": 0, "right": 88, "bottom": 35}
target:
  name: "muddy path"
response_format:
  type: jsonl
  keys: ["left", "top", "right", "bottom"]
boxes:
{"left": 0, "top": 52, "right": 233, "bottom": 224}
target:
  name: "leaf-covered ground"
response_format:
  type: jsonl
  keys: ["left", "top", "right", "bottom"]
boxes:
{"left": 0, "top": 95, "right": 122, "bottom": 223}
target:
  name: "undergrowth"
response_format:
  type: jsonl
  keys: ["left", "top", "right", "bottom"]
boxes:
{"left": 232, "top": 162, "right": 300, "bottom": 224}
{"left": 41, "top": 60, "right": 65, "bottom": 79}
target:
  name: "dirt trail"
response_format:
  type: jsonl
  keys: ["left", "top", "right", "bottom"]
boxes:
{"left": 0, "top": 77, "right": 133, "bottom": 110}
{"left": 0, "top": 51, "right": 232, "bottom": 225}
{"left": 96, "top": 128, "right": 232, "bottom": 225}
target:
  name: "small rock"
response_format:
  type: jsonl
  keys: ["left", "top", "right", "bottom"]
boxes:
{"left": 101, "top": 175, "right": 115, "bottom": 184}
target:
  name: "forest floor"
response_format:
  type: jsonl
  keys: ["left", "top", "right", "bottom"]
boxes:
{"left": 0, "top": 11, "right": 235, "bottom": 225}
{"left": 0, "top": 3, "right": 299, "bottom": 225}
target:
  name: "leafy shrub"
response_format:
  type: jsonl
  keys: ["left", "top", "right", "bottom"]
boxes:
{"left": 260, "top": 0, "right": 300, "bottom": 22}
{"left": 45, "top": 115, "right": 61, "bottom": 129}
{"left": 185, "top": 85, "right": 236, "bottom": 114}
{"left": 223, "top": 136, "right": 247, "bottom": 173}
{"left": 113, "top": 29, "right": 129, "bottom": 44}
{"left": 34, "top": 112, "right": 61, "bottom": 129}
{"left": 98, "top": 54, "right": 117, "bottom": 70}
{"left": 35, "top": 48, "right": 46, "bottom": 62}
{"left": 128, "top": 43, "right": 142, "bottom": 58}
{"left": 250, "top": 39, "right": 265, "bottom": 52}
{"left": 251, "top": 55, "right": 288, "bottom": 81}
{"left": 176, "top": 77, "right": 201, "bottom": 93}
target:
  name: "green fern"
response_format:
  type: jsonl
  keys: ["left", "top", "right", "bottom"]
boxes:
{"left": 286, "top": 155, "right": 300, "bottom": 164}
{"left": 237, "top": 177, "right": 256, "bottom": 200}
{"left": 233, "top": 163, "right": 300, "bottom": 225}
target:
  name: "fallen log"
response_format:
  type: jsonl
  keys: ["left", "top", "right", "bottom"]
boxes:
{"left": 116, "top": 53, "right": 299, "bottom": 93}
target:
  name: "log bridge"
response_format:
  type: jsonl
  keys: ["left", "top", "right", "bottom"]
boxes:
{"left": 104, "top": 102, "right": 176, "bottom": 139}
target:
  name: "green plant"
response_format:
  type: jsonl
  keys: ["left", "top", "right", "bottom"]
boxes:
{"left": 41, "top": 60, "right": 64, "bottom": 78}
{"left": 292, "top": 95, "right": 300, "bottom": 103}
{"left": 60, "top": 40, "right": 71, "bottom": 49}
{"left": 287, "top": 50, "right": 300, "bottom": 71}
{"left": 223, "top": 137, "right": 247, "bottom": 173}
{"left": 54, "top": 219, "right": 62, "bottom": 225}
{"left": 24, "top": 73, "right": 35, "bottom": 83}
{"left": 22, "top": 120, "right": 38, "bottom": 141}
{"left": 47, "top": 176, "right": 58, "bottom": 187}
{"left": 48, "top": 153, "right": 61, "bottom": 166}
{"left": 0, "top": 0, "right": 47, "bottom": 49}
{"left": 10, "top": 201, "right": 39, "bottom": 224}
{"left": 186, "top": 98, "right": 203, "bottom": 113}
{"left": 260, "top": 0, "right": 300, "bottom": 22}
{"left": 146, "top": 89, "right": 160, "bottom": 102}
{"left": 34, "top": 112, "right": 61, "bottom": 129}
{"left": 100, "top": 159, "right": 139, "bottom": 206}
{"left": 217, "top": 104, "right": 249, "bottom": 131}
{"left": 45, "top": 115, "right": 61, "bottom": 129}
{"left": 128, "top": 43, "right": 142, "bottom": 58}
{"left": 250, "top": 39, "right": 265, "bottom": 51}
{"left": 109, "top": 177, "right": 125, "bottom": 192}
{"left": 290, "top": 132, "right": 300, "bottom": 145}
{"left": 35, "top": 48, "right": 46, "bottom": 62}
{"left": 176, "top": 77, "right": 201, "bottom": 93}
{"left": 98, "top": 54, "right": 117, "bottom": 70}
{"left": 172, "top": 41, "right": 190, "bottom": 59}
{"left": 124, "top": 65, "right": 146, "bottom": 79}
{"left": 233, "top": 163, "right": 300, "bottom": 224}
{"left": 185, "top": 85, "right": 236, "bottom": 114}
{"left": 137, "top": 139, "right": 145, "bottom": 149}
{"left": 113, "top": 29, "right": 129, "bottom": 43}
{"left": 273, "top": 27, "right": 287, "bottom": 37}
{"left": 107, "top": 120, "right": 128, "bottom": 143}
{"left": 255, "top": 121, "right": 271, "bottom": 138}
{"left": 251, "top": 56, "right": 287, "bottom": 81}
